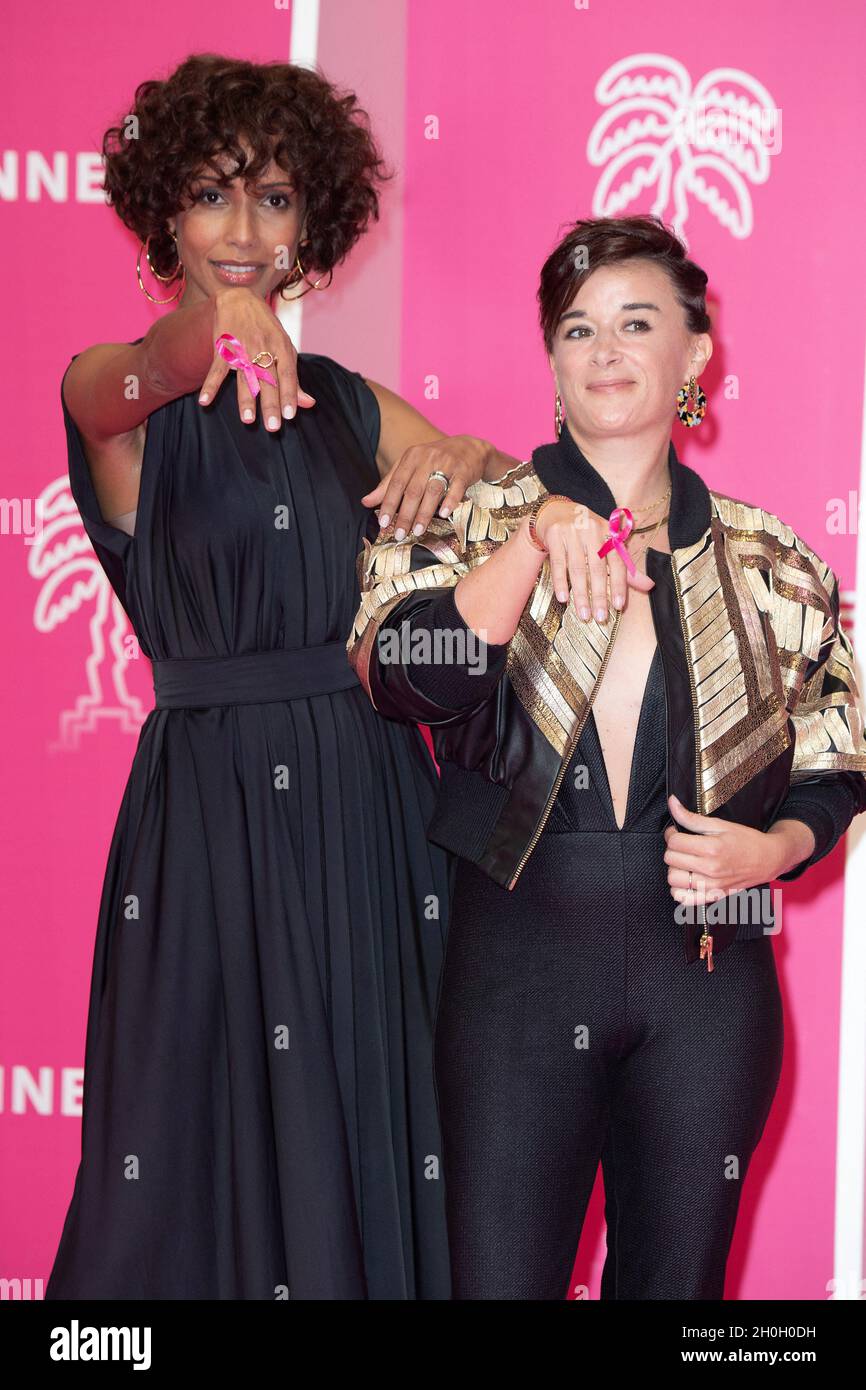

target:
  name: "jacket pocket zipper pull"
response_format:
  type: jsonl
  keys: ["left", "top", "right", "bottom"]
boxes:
{"left": 699, "top": 930, "right": 714, "bottom": 972}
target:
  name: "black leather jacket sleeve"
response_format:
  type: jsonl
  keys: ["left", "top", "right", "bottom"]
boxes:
{"left": 372, "top": 584, "right": 509, "bottom": 720}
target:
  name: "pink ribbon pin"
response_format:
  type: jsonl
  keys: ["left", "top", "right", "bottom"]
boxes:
{"left": 214, "top": 333, "right": 277, "bottom": 398}
{"left": 597, "top": 506, "right": 636, "bottom": 576}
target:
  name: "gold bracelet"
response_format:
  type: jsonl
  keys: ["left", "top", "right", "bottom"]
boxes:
{"left": 526, "top": 494, "right": 572, "bottom": 552}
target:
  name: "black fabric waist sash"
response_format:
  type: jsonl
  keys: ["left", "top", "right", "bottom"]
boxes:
{"left": 152, "top": 642, "right": 361, "bottom": 708}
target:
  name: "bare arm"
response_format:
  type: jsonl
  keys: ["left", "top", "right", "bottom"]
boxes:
{"left": 360, "top": 377, "right": 523, "bottom": 536}
{"left": 453, "top": 501, "right": 655, "bottom": 644}
{"left": 63, "top": 297, "right": 218, "bottom": 444}
{"left": 451, "top": 517, "right": 547, "bottom": 644}
{"left": 61, "top": 287, "right": 316, "bottom": 525}
{"left": 60, "top": 297, "right": 225, "bottom": 525}
{"left": 766, "top": 819, "right": 817, "bottom": 869}
{"left": 349, "top": 490, "right": 651, "bottom": 723}
{"left": 364, "top": 378, "right": 447, "bottom": 477}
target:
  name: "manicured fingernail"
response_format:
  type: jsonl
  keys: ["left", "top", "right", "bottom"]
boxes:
{"left": 243, "top": 408, "right": 254, "bottom": 421}
{"left": 198, "top": 392, "right": 209, "bottom": 404}
{"left": 283, "top": 403, "right": 295, "bottom": 418}
{"left": 394, "top": 527, "right": 406, "bottom": 541}
{"left": 439, "top": 506, "right": 450, "bottom": 517}
{"left": 596, "top": 607, "right": 607, "bottom": 622}
{"left": 267, "top": 415, "right": 279, "bottom": 430}
{"left": 378, "top": 514, "right": 390, "bottom": 528}
{"left": 579, "top": 605, "right": 590, "bottom": 620}
{"left": 613, "top": 594, "right": 624, "bottom": 609}
{"left": 557, "top": 589, "right": 568, "bottom": 603}
{"left": 413, "top": 522, "right": 424, "bottom": 535}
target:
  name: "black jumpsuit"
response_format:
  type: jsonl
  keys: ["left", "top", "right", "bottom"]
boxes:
{"left": 432, "top": 645, "right": 787, "bottom": 1300}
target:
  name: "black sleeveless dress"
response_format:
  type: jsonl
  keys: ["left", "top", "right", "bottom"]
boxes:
{"left": 44, "top": 349, "right": 452, "bottom": 1300}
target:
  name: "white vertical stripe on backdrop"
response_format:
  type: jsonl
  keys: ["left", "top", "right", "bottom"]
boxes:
{"left": 300, "top": 0, "right": 408, "bottom": 391}
{"left": 276, "top": 0, "right": 321, "bottom": 353}
{"left": 834, "top": 334, "right": 866, "bottom": 1299}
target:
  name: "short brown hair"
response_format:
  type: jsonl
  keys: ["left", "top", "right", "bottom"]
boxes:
{"left": 538, "top": 214, "right": 711, "bottom": 353}
{"left": 102, "top": 52, "right": 393, "bottom": 283}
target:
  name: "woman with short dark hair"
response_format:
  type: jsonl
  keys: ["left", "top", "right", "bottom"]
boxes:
{"left": 349, "top": 214, "right": 866, "bottom": 1300}
{"left": 45, "top": 53, "right": 519, "bottom": 1301}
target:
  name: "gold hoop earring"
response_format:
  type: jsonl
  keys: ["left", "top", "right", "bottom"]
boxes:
{"left": 137, "top": 231, "right": 185, "bottom": 304}
{"left": 277, "top": 242, "right": 333, "bottom": 301}
{"left": 554, "top": 391, "right": 564, "bottom": 439}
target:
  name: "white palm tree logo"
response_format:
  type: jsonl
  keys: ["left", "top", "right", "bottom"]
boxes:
{"left": 27, "top": 476, "right": 147, "bottom": 751}
{"left": 588, "top": 54, "right": 781, "bottom": 240}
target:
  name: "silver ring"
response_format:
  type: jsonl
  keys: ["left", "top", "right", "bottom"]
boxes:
{"left": 428, "top": 470, "right": 450, "bottom": 492}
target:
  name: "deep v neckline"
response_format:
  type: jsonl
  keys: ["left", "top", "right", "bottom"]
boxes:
{"left": 585, "top": 645, "right": 662, "bottom": 832}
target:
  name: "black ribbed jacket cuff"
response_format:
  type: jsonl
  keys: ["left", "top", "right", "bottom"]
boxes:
{"left": 772, "top": 775, "right": 863, "bottom": 880}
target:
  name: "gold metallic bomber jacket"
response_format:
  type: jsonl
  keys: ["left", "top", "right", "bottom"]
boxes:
{"left": 347, "top": 422, "right": 866, "bottom": 965}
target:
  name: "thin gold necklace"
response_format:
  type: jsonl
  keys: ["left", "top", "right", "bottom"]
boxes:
{"left": 629, "top": 511, "right": 669, "bottom": 569}
{"left": 628, "top": 480, "right": 672, "bottom": 532}
{"left": 623, "top": 477, "right": 672, "bottom": 514}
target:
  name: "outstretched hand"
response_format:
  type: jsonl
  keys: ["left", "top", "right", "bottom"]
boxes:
{"left": 198, "top": 288, "right": 317, "bottom": 428}
{"left": 535, "top": 499, "right": 655, "bottom": 623}
{"left": 362, "top": 435, "right": 491, "bottom": 540}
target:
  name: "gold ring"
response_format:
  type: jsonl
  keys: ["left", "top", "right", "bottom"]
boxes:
{"left": 252, "top": 351, "right": 276, "bottom": 369}
{"left": 688, "top": 870, "right": 694, "bottom": 891}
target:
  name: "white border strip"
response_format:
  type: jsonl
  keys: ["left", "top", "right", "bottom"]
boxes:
{"left": 834, "top": 324, "right": 866, "bottom": 1299}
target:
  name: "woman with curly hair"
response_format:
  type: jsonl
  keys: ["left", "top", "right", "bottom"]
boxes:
{"left": 44, "top": 52, "right": 518, "bottom": 1301}
{"left": 349, "top": 215, "right": 866, "bottom": 1299}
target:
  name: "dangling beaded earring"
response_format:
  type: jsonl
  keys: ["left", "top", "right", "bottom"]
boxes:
{"left": 554, "top": 390, "right": 564, "bottom": 438}
{"left": 676, "top": 374, "right": 707, "bottom": 427}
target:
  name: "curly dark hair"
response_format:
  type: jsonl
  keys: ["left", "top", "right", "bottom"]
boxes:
{"left": 538, "top": 215, "right": 712, "bottom": 353}
{"left": 101, "top": 52, "right": 394, "bottom": 285}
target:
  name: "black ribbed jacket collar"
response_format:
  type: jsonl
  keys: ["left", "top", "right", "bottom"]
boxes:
{"left": 530, "top": 419, "right": 712, "bottom": 550}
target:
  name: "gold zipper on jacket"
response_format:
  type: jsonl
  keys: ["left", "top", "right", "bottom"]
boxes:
{"left": 670, "top": 552, "right": 713, "bottom": 972}
{"left": 507, "top": 607, "right": 623, "bottom": 890}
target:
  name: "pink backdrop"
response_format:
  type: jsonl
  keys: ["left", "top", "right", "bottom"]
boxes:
{"left": 2, "top": 0, "right": 865, "bottom": 1301}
